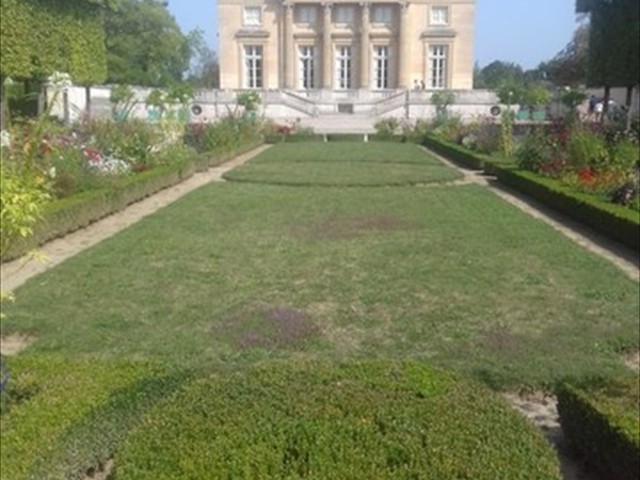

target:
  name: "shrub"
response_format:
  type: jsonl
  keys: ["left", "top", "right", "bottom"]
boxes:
{"left": 566, "top": 126, "right": 608, "bottom": 168}
{"left": 0, "top": 355, "right": 185, "bottom": 480}
{"left": 115, "top": 361, "right": 561, "bottom": 480}
{"left": 374, "top": 117, "right": 400, "bottom": 138}
{"left": 0, "top": 161, "right": 50, "bottom": 258}
{"left": 515, "top": 127, "right": 554, "bottom": 173}
{"left": 556, "top": 376, "right": 639, "bottom": 480}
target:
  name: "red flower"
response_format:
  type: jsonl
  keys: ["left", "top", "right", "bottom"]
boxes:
{"left": 578, "top": 167, "right": 595, "bottom": 186}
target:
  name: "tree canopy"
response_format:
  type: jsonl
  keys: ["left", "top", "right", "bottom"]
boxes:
{"left": 577, "top": 0, "right": 640, "bottom": 88}
{"left": 0, "top": 0, "right": 108, "bottom": 84}
{"left": 473, "top": 61, "right": 524, "bottom": 89}
{"left": 104, "top": 0, "right": 193, "bottom": 87}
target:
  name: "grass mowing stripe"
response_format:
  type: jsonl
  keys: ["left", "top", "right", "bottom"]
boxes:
{"left": 4, "top": 182, "right": 637, "bottom": 390}
{"left": 224, "top": 162, "right": 462, "bottom": 187}
{"left": 249, "top": 142, "right": 446, "bottom": 165}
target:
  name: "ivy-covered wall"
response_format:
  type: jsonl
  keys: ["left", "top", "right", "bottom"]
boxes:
{"left": 0, "top": 0, "right": 108, "bottom": 85}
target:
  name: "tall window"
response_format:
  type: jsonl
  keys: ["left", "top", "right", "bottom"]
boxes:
{"left": 244, "top": 45, "right": 263, "bottom": 88}
{"left": 299, "top": 46, "right": 315, "bottom": 89}
{"left": 373, "top": 46, "right": 390, "bottom": 89}
{"left": 371, "top": 5, "right": 393, "bottom": 25}
{"left": 430, "top": 6, "right": 449, "bottom": 26}
{"left": 296, "top": 5, "right": 317, "bottom": 24}
{"left": 243, "top": 6, "right": 261, "bottom": 26}
{"left": 428, "top": 45, "right": 448, "bottom": 89}
{"left": 334, "top": 5, "right": 355, "bottom": 24}
{"left": 335, "top": 46, "right": 352, "bottom": 89}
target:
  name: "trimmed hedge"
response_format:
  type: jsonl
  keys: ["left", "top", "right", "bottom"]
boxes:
{"left": 368, "top": 134, "right": 407, "bottom": 143}
{"left": 421, "top": 135, "right": 487, "bottom": 170}
{"left": 493, "top": 165, "right": 640, "bottom": 250}
{"left": 114, "top": 361, "right": 562, "bottom": 479}
{"left": 1, "top": 141, "right": 263, "bottom": 262}
{"left": 327, "top": 133, "right": 367, "bottom": 142}
{"left": 556, "top": 377, "right": 640, "bottom": 480}
{"left": 265, "top": 134, "right": 325, "bottom": 144}
{"left": 0, "top": 355, "right": 185, "bottom": 480}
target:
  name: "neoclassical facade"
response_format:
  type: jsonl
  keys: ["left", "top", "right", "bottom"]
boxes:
{"left": 218, "top": 0, "right": 475, "bottom": 91}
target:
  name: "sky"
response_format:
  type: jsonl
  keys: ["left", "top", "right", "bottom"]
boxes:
{"left": 167, "top": 0, "right": 582, "bottom": 70}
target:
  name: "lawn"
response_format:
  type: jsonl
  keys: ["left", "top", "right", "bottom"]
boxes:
{"left": 223, "top": 142, "right": 463, "bottom": 186}
{"left": 3, "top": 142, "right": 638, "bottom": 389}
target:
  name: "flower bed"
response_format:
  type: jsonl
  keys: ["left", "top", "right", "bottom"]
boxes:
{"left": 1, "top": 140, "right": 263, "bottom": 262}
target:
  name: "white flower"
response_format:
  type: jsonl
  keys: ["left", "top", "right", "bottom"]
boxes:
{"left": 0, "top": 130, "right": 11, "bottom": 149}
{"left": 47, "top": 71, "right": 73, "bottom": 91}
{"left": 48, "top": 167, "right": 57, "bottom": 179}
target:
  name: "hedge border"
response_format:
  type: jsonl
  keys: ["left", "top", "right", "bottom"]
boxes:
{"left": 421, "top": 135, "right": 487, "bottom": 170}
{"left": 493, "top": 165, "right": 640, "bottom": 250}
{"left": 2, "top": 140, "right": 263, "bottom": 262}
{"left": 115, "top": 361, "right": 562, "bottom": 479}
{"left": 264, "top": 134, "right": 325, "bottom": 144}
{"left": 556, "top": 379, "right": 640, "bottom": 480}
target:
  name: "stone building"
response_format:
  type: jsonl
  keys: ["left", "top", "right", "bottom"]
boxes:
{"left": 218, "top": 0, "right": 476, "bottom": 92}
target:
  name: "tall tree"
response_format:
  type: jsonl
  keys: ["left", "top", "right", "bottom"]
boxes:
{"left": 473, "top": 61, "right": 524, "bottom": 89}
{"left": 104, "top": 0, "right": 192, "bottom": 87}
{"left": 186, "top": 30, "right": 220, "bottom": 89}
{"left": 540, "top": 22, "right": 590, "bottom": 87}
{"left": 577, "top": 0, "right": 640, "bottom": 112}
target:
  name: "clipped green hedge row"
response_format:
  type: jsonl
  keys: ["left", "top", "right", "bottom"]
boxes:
{"left": 556, "top": 377, "right": 640, "bottom": 480}
{"left": 114, "top": 361, "right": 561, "bottom": 479}
{"left": 1, "top": 140, "right": 263, "bottom": 262}
{"left": 264, "top": 134, "right": 325, "bottom": 144}
{"left": 493, "top": 165, "right": 640, "bottom": 250}
{"left": 0, "top": 355, "right": 185, "bottom": 480}
{"left": 327, "top": 133, "right": 367, "bottom": 142}
{"left": 421, "top": 135, "right": 488, "bottom": 170}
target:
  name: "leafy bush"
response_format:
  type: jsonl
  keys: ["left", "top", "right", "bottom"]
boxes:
{"left": 0, "top": 355, "right": 185, "bottom": 480}
{"left": 373, "top": 117, "right": 400, "bottom": 138}
{"left": 515, "top": 127, "right": 555, "bottom": 172}
{"left": 556, "top": 376, "right": 639, "bottom": 480}
{"left": 0, "top": 161, "right": 50, "bottom": 258}
{"left": 115, "top": 361, "right": 561, "bottom": 479}
{"left": 184, "top": 116, "right": 263, "bottom": 153}
{"left": 567, "top": 126, "right": 608, "bottom": 168}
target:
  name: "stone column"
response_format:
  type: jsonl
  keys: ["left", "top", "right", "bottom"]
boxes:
{"left": 398, "top": 2, "right": 410, "bottom": 89}
{"left": 284, "top": 3, "right": 295, "bottom": 88}
{"left": 359, "top": 3, "right": 370, "bottom": 89}
{"left": 322, "top": 3, "right": 333, "bottom": 89}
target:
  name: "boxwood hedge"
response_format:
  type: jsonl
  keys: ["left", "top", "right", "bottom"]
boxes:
{"left": 0, "top": 355, "right": 186, "bottom": 480}
{"left": 556, "top": 376, "right": 640, "bottom": 480}
{"left": 421, "top": 135, "right": 487, "bottom": 170}
{"left": 493, "top": 165, "right": 640, "bottom": 250}
{"left": 114, "top": 361, "right": 562, "bottom": 479}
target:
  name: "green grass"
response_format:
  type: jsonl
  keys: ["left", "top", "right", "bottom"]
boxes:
{"left": 3, "top": 168, "right": 638, "bottom": 389}
{"left": 223, "top": 142, "right": 463, "bottom": 186}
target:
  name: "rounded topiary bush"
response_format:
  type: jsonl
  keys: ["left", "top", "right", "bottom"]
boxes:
{"left": 115, "top": 361, "right": 561, "bottom": 479}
